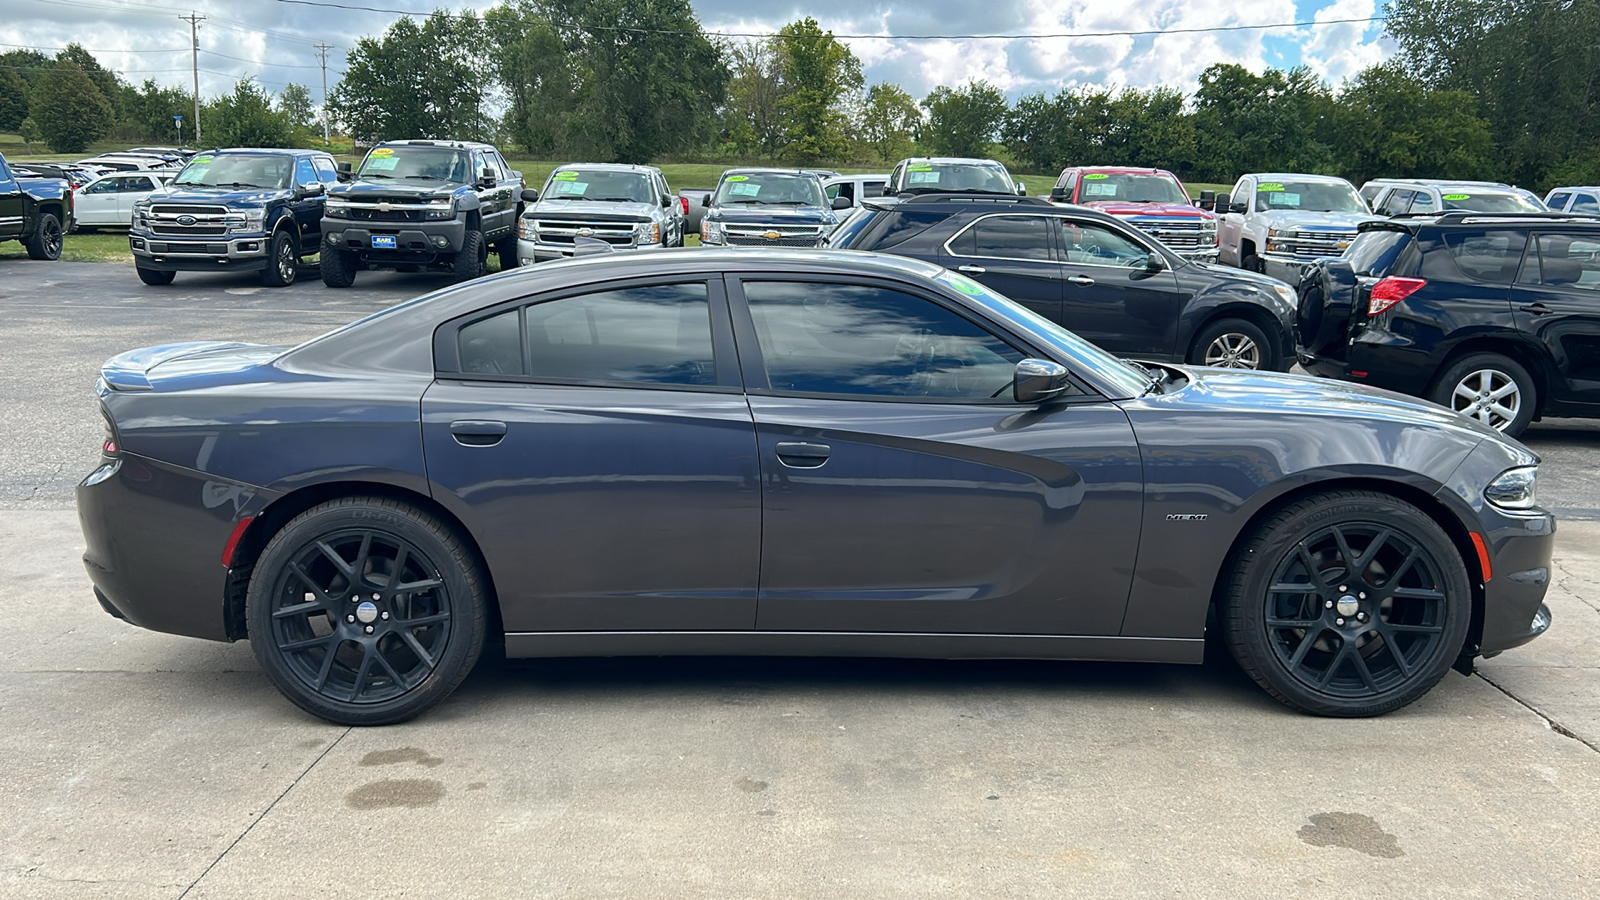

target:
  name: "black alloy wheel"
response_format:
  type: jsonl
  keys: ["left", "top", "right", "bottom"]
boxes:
{"left": 247, "top": 498, "right": 487, "bottom": 725}
{"left": 261, "top": 229, "right": 297, "bottom": 287}
{"left": 24, "top": 213, "right": 64, "bottom": 260}
{"left": 1222, "top": 491, "right": 1470, "bottom": 716}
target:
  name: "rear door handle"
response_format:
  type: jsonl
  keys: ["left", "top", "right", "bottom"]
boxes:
{"left": 1520, "top": 302, "right": 1551, "bottom": 315}
{"left": 449, "top": 420, "right": 507, "bottom": 447}
{"left": 1067, "top": 274, "right": 1096, "bottom": 286}
{"left": 775, "top": 441, "right": 830, "bottom": 468}
{"left": 957, "top": 265, "right": 986, "bottom": 274}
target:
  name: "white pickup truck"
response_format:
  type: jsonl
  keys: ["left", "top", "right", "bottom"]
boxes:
{"left": 1215, "top": 173, "right": 1379, "bottom": 286}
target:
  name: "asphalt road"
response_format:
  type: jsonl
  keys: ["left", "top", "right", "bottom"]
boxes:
{"left": 1, "top": 258, "right": 1597, "bottom": 898}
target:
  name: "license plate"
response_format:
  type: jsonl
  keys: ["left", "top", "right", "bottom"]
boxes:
{"left": 370, "top": 235, "right": 397, "bottom": 249}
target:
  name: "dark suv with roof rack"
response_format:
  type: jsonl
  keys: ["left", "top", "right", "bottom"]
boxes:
{"left": 829, "top": 194, "right": 1299, "bottom": 370}
{"left": 1297, "top": 211, "right": 1600, "bottom": 436}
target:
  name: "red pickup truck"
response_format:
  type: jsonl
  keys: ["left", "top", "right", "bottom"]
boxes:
{"left": 1049, "top": 166, "right": 1218, "bottom": 262}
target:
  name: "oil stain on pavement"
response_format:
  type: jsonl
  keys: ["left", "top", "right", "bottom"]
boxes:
{"left": 1297, "top": 812, "right": 1404, "bottom": 858}
{"left": 345, "top": 779, "right": 446, "bottom": 810}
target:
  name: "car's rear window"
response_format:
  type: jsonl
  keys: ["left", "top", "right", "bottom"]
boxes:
{"left": 1345, "top": 230, "right": 1411, "bottom": 277}
{"left": 1441, "top": 191, "right": 1544, "bottom": 213}
{"left": 855, "top": 208, "right": 957, "bottom": 250}
{"left": 1440, "top": 230, "right": 1529, "bottom": 283}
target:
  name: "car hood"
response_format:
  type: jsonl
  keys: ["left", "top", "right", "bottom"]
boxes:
{"left": 328, "top": 180, "right": 462, "bottom": 202}
{"left": 709, "top": 206, "right": 833, "bottom": 225}
{"left": 100, "top": 341, "right": 287, "bottom": 392}
{"left": 1085, "top": 201, "right": 1211, "bottom": 219}
{"left": 1255, "top": 209, "right": 1381, "bottom": 230}
{"left": 529, "top": 199, "right": 660, "bottom": 221}
{"left": 148, "top": 186, "right": 291, "bottom": 208}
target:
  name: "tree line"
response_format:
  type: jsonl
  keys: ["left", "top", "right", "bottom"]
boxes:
{"left": 3, "top": 0, "right": 1596, "bottom": 192}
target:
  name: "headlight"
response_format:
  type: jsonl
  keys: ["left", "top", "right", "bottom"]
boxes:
{"left": 702, "top": 220, "right": 723, "bottom": 244}
{"left": 224, "top": 208, "right": 266, "bottom": 233}
{"left": 1485, "top": 466, "right": 1538, "bottom": 510}
{"left": 324, "top": 201, "right": 349, "bottom": 219}
{"left": 518, "top": 217, "right": 535, "bottom": 240}
{"left": 636, "top": 221, "right": 661, "bottom": 244}
{"left": 423, "top": 200, "right": 455, "bottom": 221}
{"left": 1271, "top": 284, "right": 1297, "bottom": 307}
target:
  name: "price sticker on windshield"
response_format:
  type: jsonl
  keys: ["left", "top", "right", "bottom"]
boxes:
{"left": 1443, "top": 193, "right": 1470, "bottom": 201}
{"left": 729, "top": 181, "right": 761, "bottom": 197}
{"left": 1084, "top": 182, "right": 1117, "bottom": 196}
{"left": 555, "top": 179, "right": 589, "bottom": 195}
{"left": 1084, "top": 173, "right": 1109, "bottom": 180}
{"left": 1258, "top": 182, "right": 1286, "bottom": 192}
{"left": 908, "top": 171, "right": 941, "bottom": 184}
{"left": 552, "top": 171, "right": 579, "bottom": 181}
{"left": 369, "top": 148, "right": 394, "bottom": 157}
{"left": 366, "top": 157, "right": 398, "bottom": 171}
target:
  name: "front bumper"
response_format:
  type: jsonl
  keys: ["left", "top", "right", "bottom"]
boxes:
{"left": 519, "top": 236, "right": 662, "bottom": 264}
{"left": 1259, "top": 252, "right": 1317, "bottom": 286}
{"left": 130, "top": 232, "right": 270, "bottom": 272}
{"left": 322, "top": 218, "right": 467, "bottom": 258}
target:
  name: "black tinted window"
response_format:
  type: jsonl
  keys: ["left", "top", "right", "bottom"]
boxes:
{"left": 743, "top": 282, "right": 1023, "bottom": 400}
{"left": 1345, "top": 230, "right": 1411, "bottom": 277}
{"left": 525, "top": 284, "right": 714, "bottom": 385}
{"left": 458, "top": 310, "right": 523, "bottom": 375}
{"left": 1531, "top": 234, "right": 1600, "bottom": 290}
{"left": 1572, "top": 194, "right": 1599, "bottom": 214}
{"left": 861, "top": 208, "right": 956, "bottom": 250}
{"left": 960, "top": 215, "right": 1052, "bottom": 261}
{"left": 1442, "top": 230, "right": 1528, "bottom": 283}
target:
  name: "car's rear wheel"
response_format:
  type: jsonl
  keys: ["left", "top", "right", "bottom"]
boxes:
{"left": 1430, "top": 352, "right": 1536, "bottom": 437}
{"left": 24, "top": 212, "right": 63, "bottom": 260}
{"left": 454, "top": 229, "right": 486, "bottom": 283}
{"left": 246, "top": 497, "right": 489, "bottom": 725}
{"left": 320, "top": 246, "right": 359, "bottom": 288}
{"left": 261, "top": 228, "right": 297, "bottom": 287}
{"left": 136, "top": 266, "right": 175, "bottom": 285}
{"left": 1190, "top": 317, "right": 1273, "bottom": 370}
{"left": 1221, "top": 490, "right": 1471, "bottom": 717}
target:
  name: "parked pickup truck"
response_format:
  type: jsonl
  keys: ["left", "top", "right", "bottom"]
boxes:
{"left": 1049, "top": 166, "right": 1218, "bottom": 261}
{"left": 517, "top": 163, "right": 684, "bottom": 264}
{"left": 1216, "top": 173, "right": 1379, "bottom": 286}
{"left": 0, "top": 151, "right": 72, "bottom": 260}
{"left": 130, "top": 148, "right": 337, "bottom": 286}
{"left": 698, "top": 169, "right": 845, "bottom": 248}
{"left": 321, "top": 139, "right": 524, "bottom": 286}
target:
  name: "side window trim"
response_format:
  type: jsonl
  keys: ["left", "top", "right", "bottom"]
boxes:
{"left": 941, "top": 212, "right": 1059, "bottom": 264}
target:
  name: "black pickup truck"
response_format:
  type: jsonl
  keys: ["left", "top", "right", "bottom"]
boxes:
{"left": 0, "top": 152, "right": 73, "bottom": 260}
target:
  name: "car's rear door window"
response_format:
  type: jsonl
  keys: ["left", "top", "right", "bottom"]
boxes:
{"left": 1526, "top": 234, "right": 1600, "bottom": 290}
{"left": 741, "top": 281, "right": 1024, "bottom": 400}
{"left": 948, "top": 214, "right": 1053, "bottom": 261}
{"left": 1547, "top": 192, "right": 1572, "bottom": 211}
{"left": 1572, "top": 194, "right": 1599, "bottom": 214}
{"left": 1442, "top": 230, "right": 1529, "bottom": 283}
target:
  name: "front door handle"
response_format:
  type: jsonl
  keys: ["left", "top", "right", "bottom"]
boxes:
{"left": 775, "top": 441, "right": 830, "bottom": 468}
{"left": 957, "top": 265, "right": 986, "bottom": 275}
{"left": 1067, "top": 274, "right": 1096, "bottom": 286}
{"left": 449, "top": 420, "right": 507, "bottom": 447}
{"left": 1520, "top": 302, "right": 1552, "bottom": 316}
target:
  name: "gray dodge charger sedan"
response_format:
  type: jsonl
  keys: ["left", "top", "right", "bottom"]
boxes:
{"left": 77, "top": 249, "right": 1554, "bottom": 725}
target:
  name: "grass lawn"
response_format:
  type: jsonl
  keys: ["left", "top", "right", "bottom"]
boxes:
{"left": 1, "top": 230, "right": 134, "bottom": 263}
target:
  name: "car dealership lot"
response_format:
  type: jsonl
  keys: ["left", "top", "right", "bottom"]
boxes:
{"left": 2, "top": 259, "right": 1598, "bottom": 897}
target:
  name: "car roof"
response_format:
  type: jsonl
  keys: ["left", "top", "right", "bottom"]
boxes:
{"left": 1247, "top": 173, "right": 1354, "bottom": 184}
{"left": 1375, "top": 179, "right": 1513, "bottom": 189}
{"left": 1068, "top": 166, "right": 1176, "bottom": 176}
{"left": 376, "top": 139, "right": 498, "bottom": 151}
{"left": 1547, "top": 186, "right": 1600, "bottom": 194}
{"left": 721, "top": 167, "right": 816, "bottom": 177}
{"left": 200, "top": 148, "right": 331, "bottom": 158}
{"left": 899, "top": 157, "right": 1007, "bottom": 167}
{"left": 551, "top": 163, "right": 659, "bottom": 174}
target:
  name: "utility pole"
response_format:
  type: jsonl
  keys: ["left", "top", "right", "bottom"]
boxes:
{"left": 313, "top": 41, "right": 333, "bottom": 146}
{"left": 180, "top": 12, "right": 206, "bottom": 145}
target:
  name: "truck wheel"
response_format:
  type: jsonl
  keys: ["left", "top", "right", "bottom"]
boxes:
{"left": 320, "top": 246, "right": 359, "bottom": 288}
{"left": 494, "top": 235, "right": 518, "bottom": 271}
{"left": 136, "top": 266, "right": 175, "bottom": 286}
{"left": 261, "top": 229, "right": 298, "bottom": 287}
{"left": 454, "top": 230, "right": 486, "bottom": 283}
{"left": 24, "top": 212, "right": 64, "bottom": 260}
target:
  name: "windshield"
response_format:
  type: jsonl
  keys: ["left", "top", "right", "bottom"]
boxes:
{"left": 1078, "top": 173, "right": 1189, "bottom": 204}
{"left": 901, "top": 162, "right": 1014, "bottom": 195}
{"left": 1254, "top": 181, "right": 1367, "bottom": 213}
{"left": 1441, "top": 191, "right": 1546, "bottom": 213}
{"left": 933, "top": 270, "right": 1152, "bottom": 398}
{"left": 173, "top": 153, "right": 291, "bottom": 189}
{"left": 357, "top": 146, "right": 471, "bottom": 183}
{"left": 714, "top": 173, "right": 825, "bottom": 206}
{"left": 543, "top": 169, "right": 657, "bottom": 203}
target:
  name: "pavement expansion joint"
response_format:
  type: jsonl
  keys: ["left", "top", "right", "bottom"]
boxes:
{"left": 1474, "top": 670, "right": 1600, "bottom": 754}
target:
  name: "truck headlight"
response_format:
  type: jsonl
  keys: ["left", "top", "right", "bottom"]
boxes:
{"left": 1485, "top": 466, "right": 1538, "bottom": 510}
{"left": 224, "top": 208, "right": 266, "bottom": 234}
{"left": 518, "top": 217, "right": 535, "bottom": 240}
{"left": 324, "top": 201, "right": 350, "bottom": 219}
{"left": 636, "top": 221, "right": 661, "bottom": 244}
{"left": 423, "top": 200, "right": 455, "bottom": 221}
{"left": 701, "top": 220, "right": 723, "bottom": 244}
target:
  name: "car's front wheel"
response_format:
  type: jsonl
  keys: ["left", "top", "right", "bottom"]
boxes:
{"left": 1430, "top": 352, "right": 1536, "bottom": 437}
{"left": 24, "top": 212, "right": 63, "bottom": 260}
{"left": 136, "top": 266, "right": 175, "bottom": 285}
{"left": 1220, "top": 490, "right": 1471, "bottom": 717}
{"left": 246, "top": 497, "right": 489, "bottom": 725}
{"left": 261, "top": 228, "right": 298, "bottom": 287}
{"left": 454, "top": 229, "right": 486, "bottom": 282}
{"left": 1190, "top": 317, "right": 1274, "bottom": 370}
{"left": 320, "top": 246, "right": 359, "bottom": 288}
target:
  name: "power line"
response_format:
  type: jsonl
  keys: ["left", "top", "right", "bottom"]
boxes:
{"left": 0, "top": 39, "right": 186, "bottom": 53}
{"left": 14, "top": 0, "right": 337, "bottom": 48}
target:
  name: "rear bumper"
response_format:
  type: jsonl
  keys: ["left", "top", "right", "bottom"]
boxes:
{"left": 130, "top": 233, "right": 270, "bottom": 272}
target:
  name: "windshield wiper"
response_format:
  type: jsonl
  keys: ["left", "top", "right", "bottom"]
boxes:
{"left": 769, "top": 200, "right": 813, "bottom": 206}
{"left": 595, "top": 197, "right": 645, "bottom": 203}
{"left": 724, "top": 198, "right": 763, "bottom": 204}
{"left": 212, "top": 181, "right": 269, "bottom": 189}
{"left": 361, "top": 172, "right": 394, "bottom": 179}
{"left": 1132, "top": 361, "right": 1168, "bottom": 397}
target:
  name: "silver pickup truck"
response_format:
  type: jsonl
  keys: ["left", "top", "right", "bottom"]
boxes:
{"left": 518, "top": 163, "right": 685, "bottom": 263}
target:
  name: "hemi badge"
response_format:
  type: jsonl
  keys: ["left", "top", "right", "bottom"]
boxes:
{"left": 1166, "top": 514, "right": 1208, "bottom": 521}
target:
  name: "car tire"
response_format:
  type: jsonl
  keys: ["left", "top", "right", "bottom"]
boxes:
{"left": 246, "top": 496, "right": 489, "bottom": 726}
{"left": 494, "top": 234, "right": 518, "bottom": 271}
{"left": 23, "top": 212, "right": 63, "bottom": 260}
{"left": 454, "top": 229, "right": 486, "bottom": 283}
{"left": 136, "top": 266, "right": 175, "bottom": 286}
{"left": 1240, "top": 246, "right": 1263, "bottom": 274}
{"left": 1189, "top": 317, "right": 1275, "bottom": 370}
{"left": 1429, "top": 352, "right": 1537, "bottom": 437}
{"left": 1220, "top": 490, "right": 1472, "bottom": 717}
{"left": 320, "top": 246, "right": 359, "bottom": 288}
{"left": 261, "top": 228, "right": 297, "bottom": 287}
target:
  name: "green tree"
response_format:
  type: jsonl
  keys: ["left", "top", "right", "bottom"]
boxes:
{"left": 721, "top": 40, "right": 785, "bottom": 159}
{"left": 18, "top": 116, "right": 41, "bottom": 147}
{"left": 770, "top": 18, "right": 861, "bottom": 164}
{"left": 329, "top": 12, "right": 490, "bottom": 143}
{"left": 55, "top": 44, "right": 125, "bottom": 121}
{"left": 1190, "top": 64, "right": 1334, "bottom": 182}
{"left": 0, "top": 66, "right": 28, "bottom": 132}
{"left": 203, "top": 79, "right": 296, "bottom": 148}
{"left": 921, "top": 80, "right": 1008, "bottom": 158}
{"left": 29, "top": 61, "right": 114, "bottom": 153}
{"left": 486, "top": 2, "right": 571, "bottom": 154}
{"left": 119, "top": 79, "right": 192, "bottom": 144}
{"left": 277, "top": 83, "right": 318, "bottom": 137}
{"left": 0, "top": 49, "right": 51, "bottom": 92}
{"left": 1331, "top": 62, "right": 1494, "bottom": 184}
{"left": 856, "top": 83, "right": 922, "bottom": 162}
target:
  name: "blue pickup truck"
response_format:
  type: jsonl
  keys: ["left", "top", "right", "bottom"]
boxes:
{"left": 697, "top": 168, "right": 847, "bottom": 249}
{"left": 0, "top": 151, "right": 73, "bottom": 260}
{"left": 128, "top": 147, "right": 338, "bottom": 286}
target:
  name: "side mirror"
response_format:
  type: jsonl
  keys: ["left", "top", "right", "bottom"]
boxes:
{"left": 299, "top": 181, "right": 325, "bottom": 198}
{"left": 1143, "top": 253, "right": 1167, "bottom": 273}
{"left": 1015, "top": 181, "right": 1027, "bottom": 196}
{"left": 478, "top": 167, "right": 496, "bottom": 188}
{"left": 1215, "top": 192, "right": 1231, "bottom": 212}
{"left": 700, "top": 193, "right": 711, "bottom": 208}
{"left": 661, "top": 194, "right": 672, "bottom": 209}
{"left": 880, "top": 185, "right": 895, "bottom": 197}
{"left": 1198, "top": 189, "right": 1215, "bottom": 210}
{"left": 1049, "top": 187, "right": 1066, "bottom": 202}
{"left": 1013, "top": 358, "right": 1071, "bottom": 403}
{"left": 521, "top": 188, "right": 540, "bottom": 203}
{"left": 830, "top": 196, "right": 852, "bottom": 211}
{"left": 337, "top": 161, "right": 352, "bottom": 176}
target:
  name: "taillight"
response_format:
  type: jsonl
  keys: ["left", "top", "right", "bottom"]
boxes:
{"left": 680, "top": 196, "right": 689, "bottom": 215}
{"left": 1367, "top": 277, "right": 1426, "bottom": 316}
{"left": 100, "top": 409, "right": 119, "bottom": 455}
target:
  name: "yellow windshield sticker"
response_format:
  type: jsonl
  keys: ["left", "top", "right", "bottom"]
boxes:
{"left": 725, "top": 175, "right": 749, "bottom": 182}
{"left": 190, "top": 154, "right": 214, "bottom": 164}
{"left": 369, "top": 148, "right": 394, "bottom": 157}
{"left": 1443, "top": 193, "right": 1470, "bottom": 201}
{"left": 552, "top": 171, "right": 579, "bottom": 180}
{"left": 1258, "top": 182, "right": 1285, "bottom": 192}
{"left": 1084, "top": 173, "right": 1109, "bottom": 179}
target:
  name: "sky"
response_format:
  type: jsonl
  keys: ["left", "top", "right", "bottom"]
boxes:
{"left": 2, "top": 0, "right": 1395, "bottom": 102}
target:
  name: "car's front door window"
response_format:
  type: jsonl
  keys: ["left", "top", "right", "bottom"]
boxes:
{"left": 1057, "top": 220, "right": 1152, "bottom": 267}
{"left": 741, "top": 281, "right": 1024, "bottom": 401}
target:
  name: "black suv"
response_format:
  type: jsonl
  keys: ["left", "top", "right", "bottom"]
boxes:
{"left": 830, "top": 195, "right": 1298, "bottom": 370}
{"left": 1297, "top": 211, "right": 1600, "bottom": 436}
{"left": 320, "top": 140, "right": 526, "bottom": 287}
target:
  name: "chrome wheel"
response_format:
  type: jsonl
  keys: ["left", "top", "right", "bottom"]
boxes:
{"left": 1449, "top": 368, "right": 1521, "bottom": 431}
{"left": 1204, "top": 332, "right": 1261, "bottom": 368}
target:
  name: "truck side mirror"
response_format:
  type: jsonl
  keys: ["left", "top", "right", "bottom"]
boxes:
{"left": 1015, "top": 181, "right": 1027, "bottom": 196}
{"left": 479, "top": 167, "right": 496, "bottom": 189}
{"left": 831, "top": 196, "right": 852, "bottom": 211}
{"left": 521, "top": 188, "right": 540, "bottom": 203}
{"left": 661, "top": 194, "right": 672, "bottom": 208}
{"left": 336, "top": 161, "right": 352, "bottom": 182}
{"left": 1198, "top": 190, "right": 1215, "bottom": 210}
{"left": 700, "top": 193, "right": 711, "bottom": 208}
{"left": 1049, "top": 187, "right": 1066, "bottom": 202}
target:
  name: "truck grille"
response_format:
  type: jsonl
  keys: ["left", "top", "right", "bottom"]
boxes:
{"left": 151, "top": 223, "right": 227, "bottom": 236}
{"left": 724, "top": 225, "right": 824, "bottom": 248}
{"left": 532, "top": 219, "right": 638, "bottom": 247}
{"left": 147, "top": 242, "right": 228, "bottom": 254}
{"left": 151, "top": 205, "right": 227, "bottom": 216}
{"left": 1270, "top": 229, "right": 1358, "bottom": 261}
{"left": 346, "top": 207, "right": 425, "bottom": 222}
{"left": 1122, "top": 216, "right": 1216, "bottom": 252}
{"left": 148, "top": 204, "right": 230, "bottom": 236}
